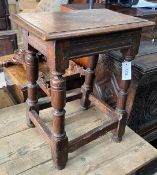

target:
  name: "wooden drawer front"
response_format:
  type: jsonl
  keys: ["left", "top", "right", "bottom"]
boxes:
{"left": 0, "top": 18, "right": 7, "bottom": 30}
{"left": 0, "top": 36, "right": 17, "bottom": 56}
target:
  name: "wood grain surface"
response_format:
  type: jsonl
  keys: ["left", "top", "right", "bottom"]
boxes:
{"left": 0, "top": 100, "right": 157, "bottom": 175}
{"left": 0, "top": 87, "right": 15, "bottom": 109}
{"left": 10, "top": 9, "right": 154, "bottom": 40}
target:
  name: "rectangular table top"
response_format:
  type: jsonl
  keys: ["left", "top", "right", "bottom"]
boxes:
{"left": 11, "top": 9, "right": 154, "bottom": 41}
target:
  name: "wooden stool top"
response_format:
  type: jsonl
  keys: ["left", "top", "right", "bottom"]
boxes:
{"left": 11, "top": 9, "right": 154, "bottom": 41}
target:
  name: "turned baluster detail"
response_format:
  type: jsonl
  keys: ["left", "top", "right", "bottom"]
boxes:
{"left": 25, "top": 50, "right": 39, "bottom": 128}
{"left": 81, "top": 55, "right": 99, "bottom": 109}
{"left": 51, "top": 72, "right": 66, "bottom": 137}
{"left": 47, "top": 40, "right": 69, "bottom": 170}
{"left": 50, "top": 71, "right": 68, "bottom": 170}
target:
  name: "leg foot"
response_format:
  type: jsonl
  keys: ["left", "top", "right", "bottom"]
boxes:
{"left": 51, "top": 135, "right": 68, "bottom": 170}
{"left": 112, "top": 111, "right": 127, "bottom": 142}
{"left": 112, "top": 134, "right": 122, "bottom": 143}
{"left": 26, "top": 102, "right": 35, "bottom": 128}
{"left": 80, "top": 85, "right": 90, "bottom": 109}
{"left": 26, "top": 118, "right": 35, "bottom": 128}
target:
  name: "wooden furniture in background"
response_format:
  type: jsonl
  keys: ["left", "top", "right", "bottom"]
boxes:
{"left": 0, "top": 31, "right": 18, "bottom": 56}
{"left": 0, "top": 0, "right": 18, "bottom": 56}
{"left": 0, "top": 53, "right": 84, "bottom": 103}
{"left": 0, "top": 87, "right": 16, "bottom": 109}
{"left": 0, "top": 0, "right": 11, "bottom": 31}
{"left": 11, "top": 9, "right": 153, "bottom": 169}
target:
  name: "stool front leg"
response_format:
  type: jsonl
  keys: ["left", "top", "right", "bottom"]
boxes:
{"left": 25, "top": 50, "right": 39, "bottom": 128}
{"left": 50, "top": 71, "right": 68, "bottom": 170}
{"left": 113, "top": 47, "right": 134, "bottom": 142}
{"left": 81, "top": 55, "right": 99, "bottom": 109}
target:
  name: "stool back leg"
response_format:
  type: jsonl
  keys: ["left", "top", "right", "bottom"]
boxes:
{"left": 25, "top": 50, "right": 39, "bottom": 128}
{"left": 81, "top": 55, "right": 99, "bottom": 109}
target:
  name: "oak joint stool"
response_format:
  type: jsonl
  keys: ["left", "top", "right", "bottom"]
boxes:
{"left": 11, "top": 9, "right": 153, "bottom": 170}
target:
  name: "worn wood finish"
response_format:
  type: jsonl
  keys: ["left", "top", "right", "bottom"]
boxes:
{"left": 10, "top": 9, "right": 153, "bottom": 40}
{"left": 11, "top": 9, "right": 153, "bottom": 169}
{"left": 29, "top": 110, "right": 53, "bottom": 145}
{"left": 89, "top": 94, "right": 117, "bottom": 118}
{"left": 66, "top": 90, "right": 82, "bottom": 102}
{"left": 0, "top": 101, "right": 157, "bottom": 175}
{"left": 0, "top": 87, "right": 15, "bottom": 109}
{"left": 68, "top": 118, "right": 118, "bottom": 153}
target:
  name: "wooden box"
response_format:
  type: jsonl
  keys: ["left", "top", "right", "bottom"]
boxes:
{"left": 0, "top": 30, "right": 18, "bottom": 56}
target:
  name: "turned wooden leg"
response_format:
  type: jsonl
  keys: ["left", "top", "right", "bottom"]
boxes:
{"left": 50, "top": 71, "right": 68, "bottom": 170}
{"left": 81, "top": 55, "right": 99, "bottom": 109}
{"left": 25, "top": 50, "right": 39, "bottom": 128}
{"left": 113, "top": 48, "right": 134, "bottom": 142}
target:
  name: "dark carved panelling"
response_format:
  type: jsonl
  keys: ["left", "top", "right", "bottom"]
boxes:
{"left": 0, "top": 0, "right": 11, "bottom": 30}
{"left": 0, "top": 0, "right": 17, "bottom": 56}
{"left": 128, "top": 82, "right": 157, "bottom": 140}
{"left": 94, "top": 51, "right": 157, "bottom": 142}
{"left": 0, "top": 31, "right": 18, "bottom": 56}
